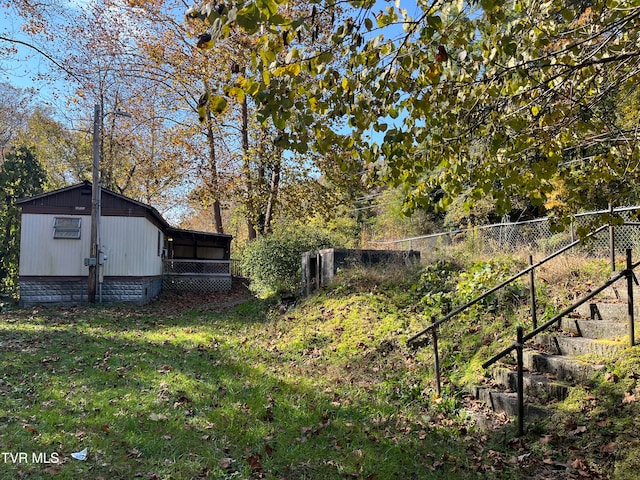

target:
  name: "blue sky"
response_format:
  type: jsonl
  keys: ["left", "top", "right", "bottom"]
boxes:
{"left": 0, "top": 1, "right": 87, "bottom": 113}
{"left": 1, "top": 0, "right": 421, "bottom": 102}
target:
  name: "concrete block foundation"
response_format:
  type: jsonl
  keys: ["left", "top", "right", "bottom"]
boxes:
{"left": 19, "top": 276, "right": 163, "bottom": 307}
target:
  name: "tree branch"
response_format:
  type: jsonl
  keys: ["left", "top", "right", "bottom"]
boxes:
{"left": 0, "top": 35, "right": 81, "bottom": 83}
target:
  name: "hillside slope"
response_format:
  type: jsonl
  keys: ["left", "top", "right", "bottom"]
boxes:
{"left": 269, "top": 258, "right": 640, "bottom": 480}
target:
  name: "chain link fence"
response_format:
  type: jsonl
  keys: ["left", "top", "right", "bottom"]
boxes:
{"left": 370, "top": 206, "right": 640, "bottom": 258}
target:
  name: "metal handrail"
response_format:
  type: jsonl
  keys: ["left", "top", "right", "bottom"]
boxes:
{"left": 406, "top": 224, "right": 609, "bottom": 346}
{"left": 482, "top": 262, "right": 640, "bottom": 369}
{"left": 481, "top": 249, "right": 640, "bottom": 436}
{"left": 403, "top": 217, "right": 639, "bottom": 437}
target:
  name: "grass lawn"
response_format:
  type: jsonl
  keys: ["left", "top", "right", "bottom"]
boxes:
{"left": 0, "top": 283, "right": 516, "bottom": 480}
{"left": 2, "top": 266, "right": 637, "bottom": 480}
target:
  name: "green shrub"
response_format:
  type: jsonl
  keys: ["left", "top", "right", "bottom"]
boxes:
{"left": 240, "top": 226, "right": 334, "bottom": 297}
{"left": 0, "top": 147, "right": 46, "bottom": 297}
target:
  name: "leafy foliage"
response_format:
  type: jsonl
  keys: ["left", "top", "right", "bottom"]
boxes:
{"left": 365, "top": 187, "right": 445, "bottom": 241}
{"left": 0, "top": 146, "right": 46, "bottom": 296}
{"left": 186, "top": 0, "right": 640, "bottom": 225}
{"left": 0, "top": 82, "right": 32, "bottom": 162}
{"left": 414, "top": 257, "right": 524, "bottom": 320}
{"left": 240, "top": 225, "right": 334, "bottom": 296}
{"left": 14, "top": 107, "right": 90, "bottom": 189}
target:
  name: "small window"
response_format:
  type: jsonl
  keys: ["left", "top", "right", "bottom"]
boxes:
{"left": 53, "top": 217, "right": 81, "bottom": 239}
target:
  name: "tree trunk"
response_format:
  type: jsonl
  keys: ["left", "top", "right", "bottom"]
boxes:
{"left": 241, "top": 96, "right": 257, "bottom": 240}
{"left": 205, "top": 108, "right": 224, "bottom": 234}
{"left": 263, "top": 157, "right": 281, "bottom": 234}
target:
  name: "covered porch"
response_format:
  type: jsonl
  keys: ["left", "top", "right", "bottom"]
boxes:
{"left": 163, "top": 228, "right": 233, "bottom": 292}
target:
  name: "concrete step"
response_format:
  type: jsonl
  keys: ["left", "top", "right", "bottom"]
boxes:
{"left": 575, "top": 302, "right": 632, "bottom": 323}
{"left": 522, "top": 350, "right": 597, "bottom": 383}
{"left": 535, "top": 334, "right": 625, "bottom": 358}
{"left": 559, "top": 317, "right": 628, "bottom": 339}
{"left": 597, "top": 280, "right": 640, "bottom": 304}
{"left": 473, "top": 387, "right": 548, "bottom": 419}
{"left": 491, "top": 367, "right": 570, "bottom": 401}
{"left": 470, "top": 270, "right": 640, "bottom": 422}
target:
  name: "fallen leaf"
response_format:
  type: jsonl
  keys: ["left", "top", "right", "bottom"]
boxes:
{"left": 569, "top": 425, "right": 587, "bottom": 436}
{"left": 623, "top": 392, "right": 637, "bottom": 404}
{"left": 220, "top": 458, "right": 233, "bottom": 470}
{"left": 149, "top": 413, "right": 169, "bottom": 421}
{"left": 126, "top": 448, "right": 142, "bottom": 459}
{"left": 247, "top": 454, "right": 263, "bottom": 476}
{"left": 23, "top": 424, "right": 39, "bottom": 435}
{"left": 571, "top": 457, "right": 588, "bottom": 470}
{"left": 604, "top": 372, "right": 616, "bottom": 382}
{"left": 173, "top": 396, "right": 190, "bottom": 408}
{"left": 601, "top": 442, "right": 616, "bottom": 453}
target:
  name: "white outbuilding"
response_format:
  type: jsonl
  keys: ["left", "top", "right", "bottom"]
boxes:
{"left": 16, "top": 182, "right": 232, "bottom": 306}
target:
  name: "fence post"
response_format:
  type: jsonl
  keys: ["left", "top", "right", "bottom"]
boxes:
{"left": 626, "top": 249, "right": 635, "bottom": 347}
{"left": 570, "top": 222, "right": 575, "bottom": 243}
{"left": 432, "top": 326, "right": 441, "bottom": 396}
{"left": 516, "top": 326, "right": 525, "bottom": 437}
{"left": 610, "top": 203, "right": 616, "bottom": 272}
{"left": 529, "top": 254, "right": 537, "bottom": 330}
{"left": 315, "top": 252, "right": 321, "bottom": 291}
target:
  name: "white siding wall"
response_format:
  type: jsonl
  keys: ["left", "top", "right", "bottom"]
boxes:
{"left": 20, "top": 214, "right": 90, "bottom": 276}
{"left": 20, "top": 213, "right": 163, "bottom": 277}
{"left": 101, "top": 216, "right": 162, "bottom": 277}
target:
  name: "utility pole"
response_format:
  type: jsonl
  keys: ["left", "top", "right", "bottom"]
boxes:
{"left": 87, "top": 104, "right": 131, "bottom": 303}
{"left": 88, "top": 103, "right": 101, "bottom": 303}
